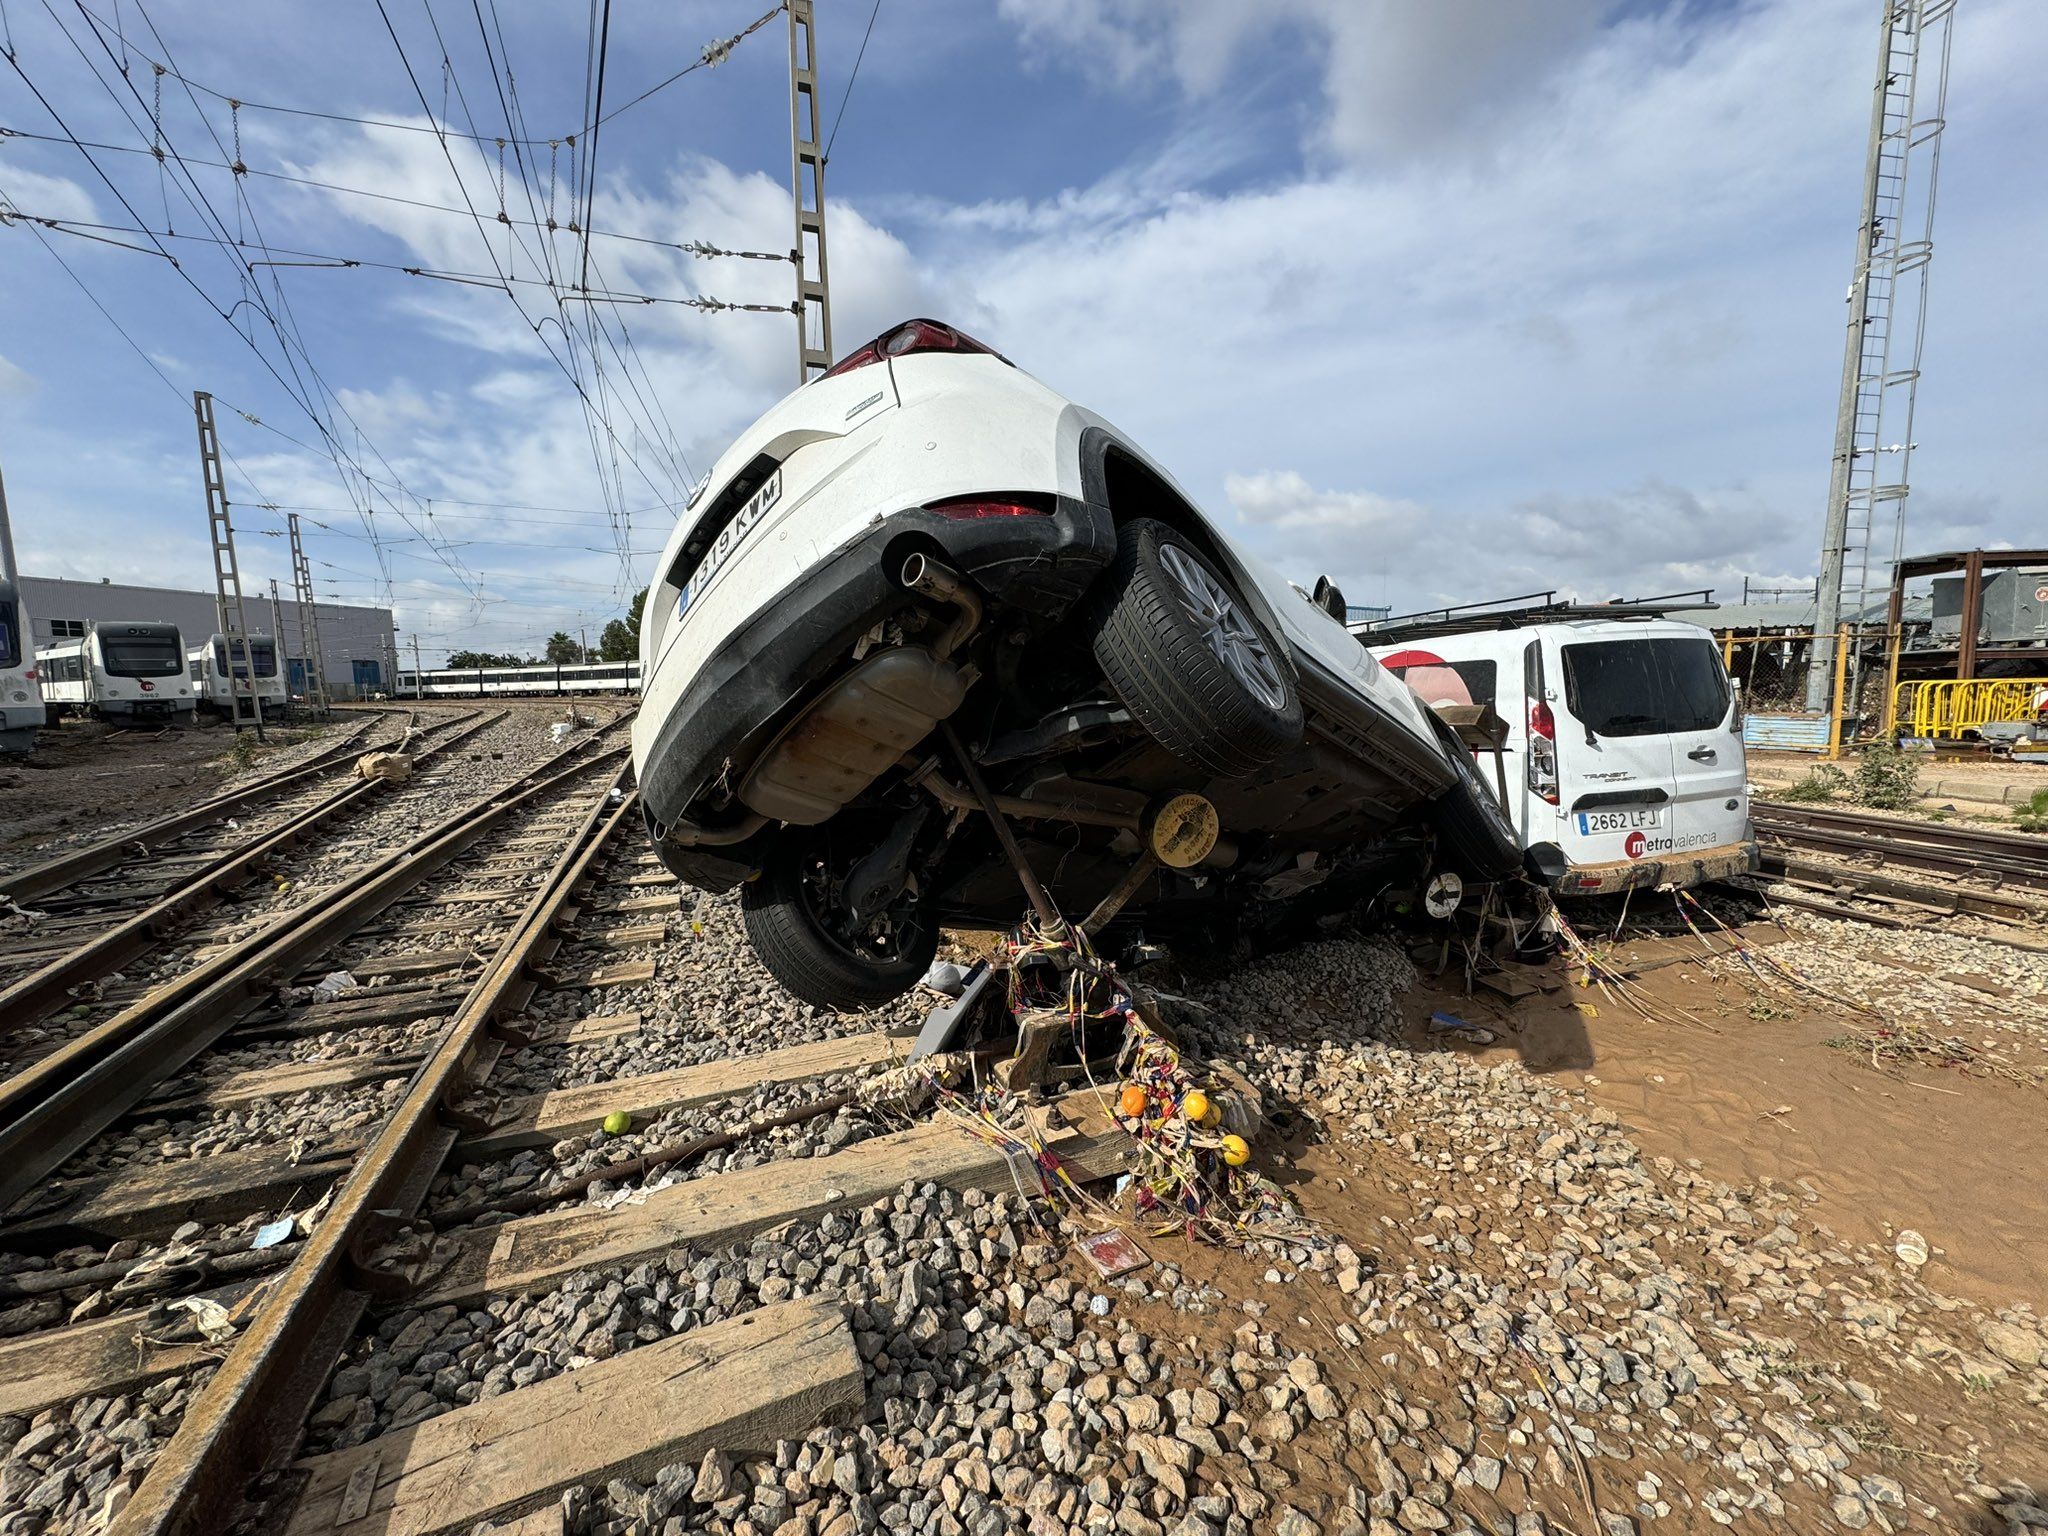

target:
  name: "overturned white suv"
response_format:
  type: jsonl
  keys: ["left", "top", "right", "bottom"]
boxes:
{"left": 633, "top": 319, "right": 1519, "bottom": 1009}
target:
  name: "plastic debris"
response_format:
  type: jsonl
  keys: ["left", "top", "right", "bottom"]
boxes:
{"left": 1429, "top": 1010, "right": 1497, "bottom": 1045}
{"left": 312, "top": 970, "right": 358, "bottom": 1003}
{"left": 1894, "top": 1230, "right": 1930, "bottom": 1267}
{"left": 920, "top": 959, "right": 968, "bottom": 997}
{"left": 166, "top": 1295, "right": 238, "bottom": 1344}
{"left": 353, "top": 750, "right": 413, "bottom": 782}
{"left": 251, "top": 1218, "right": 295, "bottom": 1250}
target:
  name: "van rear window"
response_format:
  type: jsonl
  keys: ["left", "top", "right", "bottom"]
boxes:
{"left": 1560, "top": 637, "right": 1729, "bottom": 736}
{"left": 1379, "top": 653, "right": 1496, "bottom": 710}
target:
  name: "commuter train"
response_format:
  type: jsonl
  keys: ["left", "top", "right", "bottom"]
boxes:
{"left": 187, "top": 632, "right": 288, "bottom": 719}
{"left": 36, "top": 622, "right": 197, "bottom": 723}
{"left": 0, "top": 578, "right": 41, "bottom": 752}
{"left": 396, "top": 660, "right": 641, "bottom": 699}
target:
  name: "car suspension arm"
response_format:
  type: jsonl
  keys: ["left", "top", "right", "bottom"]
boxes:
{"left": 937, "top": 722, "right": 1069, "bottom": 934}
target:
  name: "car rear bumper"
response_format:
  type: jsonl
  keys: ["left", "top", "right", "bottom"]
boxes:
{"left": 1547, "top": 838, "right": 1760, "bottom": 895}
{"left": 638, "top": 495, "right": 1114, "bottom": 839}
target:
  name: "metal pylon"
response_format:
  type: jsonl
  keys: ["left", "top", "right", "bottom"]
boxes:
{"left": 194, "top": 391, "right": 264, "bottom": 739}
{"left": 788, "top": 0, "right": 833, "bottom": 383}
{"left": 288, "top": 513, "right": 330, "bottom": 716}
{"left": 1808, "top": 0, "right": 1957, "bottom": 709}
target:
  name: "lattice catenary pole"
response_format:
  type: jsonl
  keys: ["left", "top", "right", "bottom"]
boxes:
{"left": 1807, "top": 0, "right": 1957, "bottom": 710}
{"left": 288, "top": 513, "right": 330, "bottom": 716}
{"left": 194, "top": 391, "right": 264, "bottom": 738}
{"left": 788, "top": 0, "right": 833, "bottom": 383}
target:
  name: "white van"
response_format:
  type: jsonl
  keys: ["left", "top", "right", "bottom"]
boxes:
{"left": 1363, "top": 615, "right": 1757, "bottom": 894}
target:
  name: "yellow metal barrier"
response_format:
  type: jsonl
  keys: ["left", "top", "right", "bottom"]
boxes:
{"left": 1893, "top": 677, "right": 2048, "bottom": 739}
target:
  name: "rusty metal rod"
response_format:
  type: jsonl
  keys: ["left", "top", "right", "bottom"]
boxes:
{"left": 938, "top": 722, "right": 1068, "bottom": 933}
{"left": 429, "top": 1091, "right": 856, "bottom": 1229}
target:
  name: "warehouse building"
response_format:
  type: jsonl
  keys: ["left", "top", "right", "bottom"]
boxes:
{"left": 19, "top": 576, "right": 397, "bottom": 699}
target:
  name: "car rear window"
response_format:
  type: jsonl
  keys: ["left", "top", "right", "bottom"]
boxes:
{"left": 1560, "top": 637, "right": 1729, "bottom": 737}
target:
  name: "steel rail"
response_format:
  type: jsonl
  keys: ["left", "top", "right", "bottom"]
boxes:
{"left": 107, "top": 778, "right": 637, "bottom": 1536}
{"left": 1751, "top": 811, "right": 2048, "bottom": 894}
{"left": 0, "top": 727, "right": 631, "bottom": 1210}
{"left": 1752, "top": 802, "right": 2048, "bottom": 861}
{"left": 0, "top": 718, "right": 385, "bottom": 905}
{"left": 0, "top": 712, "right": 507, "bottom": 1032}
{"left": 1755, "top": 852, "right": 2048, "bottom": 925}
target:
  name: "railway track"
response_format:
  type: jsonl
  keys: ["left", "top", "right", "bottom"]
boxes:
{"left": 1751, "top": 800, "right": 2048, "bottom": 894}
{"left": 0, "top": 717, "right": 635, "bottom": 1213}
{"left": 0, "top": 708, "right": 1142, "bottom": 1536}
{"left": 0, "top": 711, "right": 501, "bottom": 1036}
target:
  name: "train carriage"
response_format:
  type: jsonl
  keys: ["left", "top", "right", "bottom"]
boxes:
{"left": 0, "top": 579, "right": 40, "bottom": 752}
{"left": 188, "top": 633, "right": 288, "bottom": 719}
{"left": 396, "top": 660, "right": 641, "bottom": 699}
{"left": 37, "top": 621, "right": 196, "bottom": 723}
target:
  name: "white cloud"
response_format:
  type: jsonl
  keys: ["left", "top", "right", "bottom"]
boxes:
{"left": 0, "top": 166, "right": 100, "bottom": 224}
{"left": 0, "top": 353, "right": 33, "bottom": 398}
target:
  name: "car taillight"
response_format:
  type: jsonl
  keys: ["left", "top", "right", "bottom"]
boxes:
{"left": 924, "top": 495, "right": 1051, "bottom": 521}
{"left": 1528, "top": 699, "right": 1560, "bottom": 806}
{"left": 23, "top": 668, "right": 35, "bottom": 682}
{"left": 820, "top": 318, "right": 1001, "bottom": 380}
{"left": 820, "top": 341, "right": 882, "bottom": 379}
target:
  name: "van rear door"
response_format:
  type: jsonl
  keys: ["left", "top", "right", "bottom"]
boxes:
{"left": 1553, "top": 631, "right": 1741, "bottom": 866}
{"left": 1656, "top": 637, "right": 1747, "bottom": 852}
{"left": 1552, "top": 634, "right": 1677, "bottom": 865}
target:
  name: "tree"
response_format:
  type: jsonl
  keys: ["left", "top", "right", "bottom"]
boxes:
{"left": 544, "top": 632, "right": 585, "bottom": 665}
{"left": 446, "top": 649, "right": 530, "bottom": 668}
{"left": 598, "top": 618, "right": 636, "bottom": 662}
{"left": 626, "top": 587, "right": 647, "bottom": 647}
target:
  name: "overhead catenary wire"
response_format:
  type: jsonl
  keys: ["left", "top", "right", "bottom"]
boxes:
{"left": 0, "top": 125, "right": 790, "bottom": 259}
{"left": 2, "top": 205, "right": 793, "bottom": 311}
{"left": 6, "top": 0, "right": 729, "bottom": 650}
{"left": 4, "top": 193, "right": 647, "bottom": 652}
{"left": 67, "top": 0, "right": 784, "bottom": 147}
{"left": 37, "top": 0, "right": 487, "bottom": 604}
{"left": 822, "top": 0, "right": 881, "bottom": 163}
{"left": 369, "top": 0, "right": 698, "bottom": 532}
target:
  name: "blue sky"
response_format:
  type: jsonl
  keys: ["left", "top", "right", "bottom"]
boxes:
{"left": 1, "top": 0, "right": 2041, "bottom": 660}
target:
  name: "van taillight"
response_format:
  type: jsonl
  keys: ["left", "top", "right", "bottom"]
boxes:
{"left": 1528, "top": 699, "right": 1560, "bottom": 806}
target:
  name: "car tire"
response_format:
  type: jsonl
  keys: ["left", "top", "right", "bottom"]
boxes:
{"left": 1422, "top": 709, "right": 1523, "bottom": 881}
{"left": 1089, "top": 519, "right": 1304, "bottom": 777}
{"left": 740, "top": 831, "right": 939, "bottom": 1011}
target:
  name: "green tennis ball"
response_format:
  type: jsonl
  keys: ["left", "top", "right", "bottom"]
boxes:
{"left": 601, "top": 1111, "right": 631, "bottom": 1135}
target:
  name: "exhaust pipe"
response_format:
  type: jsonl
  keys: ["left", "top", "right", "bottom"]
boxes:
{"left": 900, "top": 554, "right": 982, "bottom": 659}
